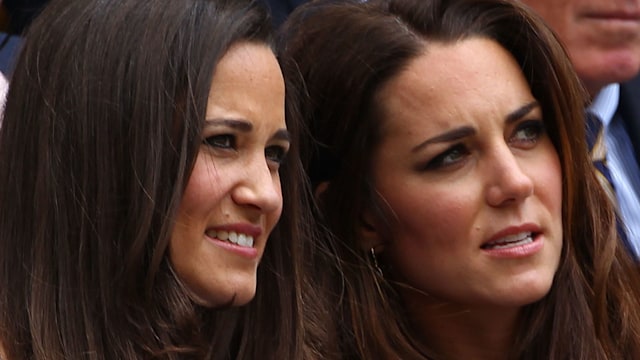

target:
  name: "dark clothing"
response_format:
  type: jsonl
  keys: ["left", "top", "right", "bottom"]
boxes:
{"left": 0, "top": 33, "right": 22, "bottom": 76}
{"left": 4, "top": 0, "right": 50, "bottom": 34}
{"left": 260, "top": 0, "right": 308, "bottom": 27}
{"left": 0, "top": 0, "right": 49, "bottom": 77}
{"left": 617, "top": 74, "right": 640, "bottom": 170}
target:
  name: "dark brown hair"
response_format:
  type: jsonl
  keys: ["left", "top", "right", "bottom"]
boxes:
{"left": 279, "top": 0, "right": 640, "bottom": 358}
{"left": 0, "top": 0, "right": 325, "bottom": 358}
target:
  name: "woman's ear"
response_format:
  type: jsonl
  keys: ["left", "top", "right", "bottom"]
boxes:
{"left": 314, "top": 181, "right": 330, "bottom": 200}
{"left": 359, "top": 208, "right": 384, "bottom": 252}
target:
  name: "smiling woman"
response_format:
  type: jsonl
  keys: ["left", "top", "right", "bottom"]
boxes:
{"left": 170, "top": 42, "right": 289, "bottom": 308}
{"left": 279, "top": 0, "right": 640, "bottom": 358}
{"left": 0, "top": 0, "right": 326, "bottom": 359}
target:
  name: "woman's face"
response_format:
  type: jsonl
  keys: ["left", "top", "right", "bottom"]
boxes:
{"left": 369, "top": 37, "right": 563, "bottom": 310}
{"left": 170, "top": 42, "right": 288, "bottom": 307}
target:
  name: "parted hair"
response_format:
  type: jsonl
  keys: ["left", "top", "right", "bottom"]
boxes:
{"left": 0, "top": 0, "right": 324, "bottom": 358}
{"left": 279, "top": 0, "right": 640, "bottom": 358}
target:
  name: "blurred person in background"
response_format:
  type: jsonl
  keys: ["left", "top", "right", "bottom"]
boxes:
{"left": 520, "top": 0, "right": 640, "bottom": 256}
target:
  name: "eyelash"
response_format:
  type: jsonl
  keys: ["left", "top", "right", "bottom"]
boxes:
{"left": 509, "top": 119, "right": 545, "bottom": 147}
{"left": 203, "top": 134, "right": 289, "bottom": 169}
{"left": 265, "top": 145, "right": 288, "bottom": 166}
{"left": 422, "top": 119, "right": 546, "bottom": 171}
{"left": 423, "top": 143, "right": 469, "bottom": 170}
{"left": 204, "top": 134, "right": 235, "bottom": 149}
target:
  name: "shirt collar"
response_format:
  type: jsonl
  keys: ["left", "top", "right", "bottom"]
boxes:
{"left": 588, "top": 83, "right": 619, "bottom": 127}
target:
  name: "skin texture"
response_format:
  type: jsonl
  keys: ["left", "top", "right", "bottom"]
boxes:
{"left": 519, "top": 0, "right": 640, "bottom": 95}
{"left": 170, "top": 42, "right": 288, "bottom": 307}
{"left": 366, "top": 38, "right": 563, "bottom": 358}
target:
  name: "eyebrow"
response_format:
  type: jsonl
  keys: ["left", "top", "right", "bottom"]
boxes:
{"left": 272, "top": 129, "right": 291, "bottom": 142}
{"left": 506, "top": 100, "right": 539, "bottom": 124}
{"left": 205, "top": 118, "right": 290, "bottom": 142}
{"left": 411, "top": 100, "right": 540, "bottom": 153}
{"left": 205, "top": 118, "right": 253, "bottom": 132}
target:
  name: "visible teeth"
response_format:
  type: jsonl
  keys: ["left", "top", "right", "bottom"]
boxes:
{"left": 229, "top": 232, "right": 238, "bottom": 243}
{"left": 206, "top": 230, "right": 254, "bottom": 248}
{"left": 491, "top": 236, "right": 532, "bottom": 249}
{"left": 484, "top": 232, "right": 533, "bottom": 249}
{"left": 237, "top": 233, "right": 250, "bottom": 247}
{"left": 494, "top": 232, "right": 531, "bottom": 245}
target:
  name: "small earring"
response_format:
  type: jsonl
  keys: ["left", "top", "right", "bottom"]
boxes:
{"left": 369, "top": 247, "right": 383, "bottom": 277}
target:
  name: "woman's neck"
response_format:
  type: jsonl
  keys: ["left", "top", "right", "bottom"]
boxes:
{"left": 403, "top": 291, "right": 520, "bottom": 360}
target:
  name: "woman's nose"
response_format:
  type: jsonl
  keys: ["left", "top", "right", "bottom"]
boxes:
{"left": 485, "top": 146, "right": 534, "bottom": 207}
{"left": 231, "top": 155, "right": 283, "bottom": 213}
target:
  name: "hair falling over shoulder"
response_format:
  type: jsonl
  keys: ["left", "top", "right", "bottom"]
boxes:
{"left": 0, "top": 0, "right": 330, "bottom": 358}
{"left": 279, "top": 0, "right": 640, "bottom": 359}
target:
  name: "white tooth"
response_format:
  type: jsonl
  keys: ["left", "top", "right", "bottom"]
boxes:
{"left": 207, "top": 229, "right": 254, "bottom": 247}
{"left": 237, "top": 233, "right": 248, "bottom": 247}
{"left": 492, "top": 235, "right": 533, "bottom": 249}
{"left": 496, "top": 232, "right": 530, "bottom": 244}
{"left": 228, "top": 231, "right": 238, "bottom": 244}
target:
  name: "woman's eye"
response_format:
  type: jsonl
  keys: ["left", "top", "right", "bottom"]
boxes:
{"left": 510, "top": 120, "right": 545, "bottom": 147}
{"left": 204, "top": 134, "right": 235, "bottom": 149}
{"left": 265, "top": 145, "right": 288, "bottom": 168}
{"left": 423, "top": 143, "right": 469, "bottom": 170}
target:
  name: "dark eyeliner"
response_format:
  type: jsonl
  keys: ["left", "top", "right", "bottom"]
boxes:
{"left": 513, "top": 119, "right": 545, "bottom": 143}
{"left": 421, "top": 143, "right": 468, "bottom": 171}
{"left": 203, "top": 134, "right": 235, "bottom": 149}
{"left": 519, "top": 119, "right": 545, "bottom": 132}
{"left": 265, "top": 145, "right": 289, "bottom": 164}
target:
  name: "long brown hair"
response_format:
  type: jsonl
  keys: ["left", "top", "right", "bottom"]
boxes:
{"left": 0, "top": 0, "right": 325, "bottom": 358}
{"left": 279, "top": 0, "right": 640, "bottom": 358}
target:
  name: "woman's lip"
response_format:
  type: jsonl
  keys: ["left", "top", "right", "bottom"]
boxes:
{"left": 483, "top": 223, "right": 541, "bottom": 247}
{"left": 480, "top": 224, "right": 544, "bottom": 258}
{"left": 481, "top": 233, "right": 544, "bottom": 258}
{"left": 204, "top": 222, "right": 264, "bottom": 255}
{"left": 582, "top": 11, "right": 640, "bottom": 21}
{"left": 210, "top": 223, "right": 263, "bottom": 238}
{"left": 206, "top": 235, "right": 260, "bottom": 259}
